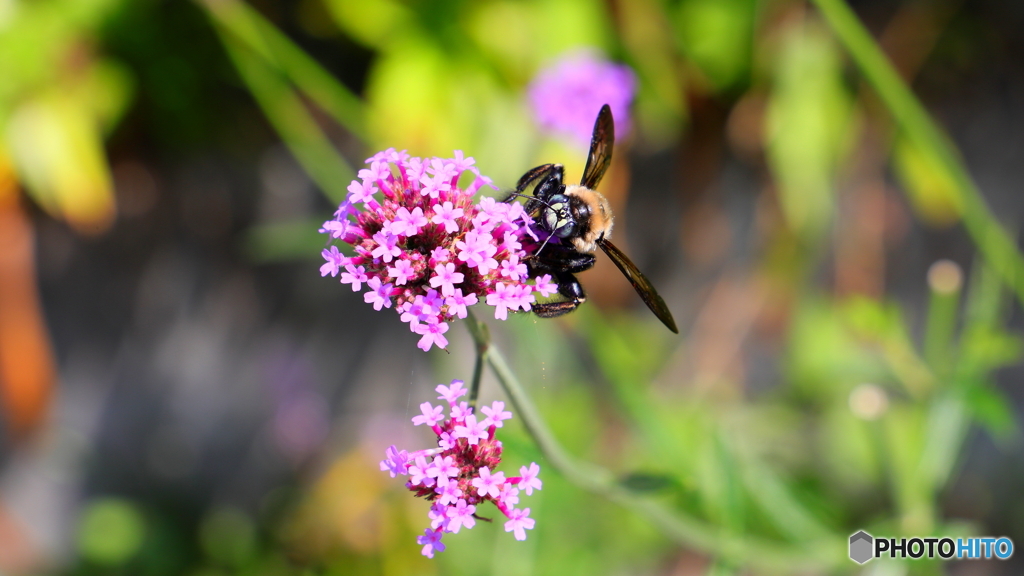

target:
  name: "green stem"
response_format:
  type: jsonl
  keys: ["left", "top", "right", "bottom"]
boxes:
{"left": 465, "top": 311, "right": 489, "bottom": 408}
{"left": 811, "top": 0, "right": 1024, "bottom": 307}
{"left": 463, "top": 311, "right": 843, "bottom": 572}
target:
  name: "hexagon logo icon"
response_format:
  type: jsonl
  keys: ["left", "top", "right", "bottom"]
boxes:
{"left": 849, "top": 531, "right": 873, "bottom": 564}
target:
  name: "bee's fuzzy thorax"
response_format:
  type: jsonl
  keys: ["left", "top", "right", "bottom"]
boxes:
{"left": 564, "top": 185, "right": 613, "bottom": 253}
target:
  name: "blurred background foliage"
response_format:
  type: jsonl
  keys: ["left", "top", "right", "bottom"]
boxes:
{"left": 0, "top": 0, "right": 1022, "bottom": 574}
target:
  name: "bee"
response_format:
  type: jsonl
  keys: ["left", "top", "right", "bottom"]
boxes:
{"left": 509, "top": 104, "right": 678, "bottom": 333}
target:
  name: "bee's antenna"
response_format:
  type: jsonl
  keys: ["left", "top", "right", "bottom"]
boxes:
{"left": 504, "top": 190, "right": 555, "bottom": 210}
{"left": 534, "top": 230, "right": 556, "bottom": 255}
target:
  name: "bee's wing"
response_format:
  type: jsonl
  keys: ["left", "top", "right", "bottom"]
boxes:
{"left": 598, "top": 238, "right": 678, "bottom": 333}
{"left": 581, "top": 104, "right": 614, "bottom": 190}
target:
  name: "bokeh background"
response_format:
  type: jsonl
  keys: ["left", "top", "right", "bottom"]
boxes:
{"left": 0, "top": 0, "right": 1022, "bottom": 574}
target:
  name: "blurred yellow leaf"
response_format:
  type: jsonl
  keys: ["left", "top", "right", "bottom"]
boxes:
{"left": 282, "top": 449, "right": 391, "bottom": 557}
{"left": 5, "top": 91, "right": 116, "bottom": 233}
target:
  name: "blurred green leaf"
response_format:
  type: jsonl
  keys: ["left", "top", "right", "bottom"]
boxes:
{"left": 893, "top": 135, "right": 962, "bottom": 227}
{"left": 674, "top": 0, "right": 754, "bottom": 91}
{"left": 739, "top": 456, "right": 832, "bottom": 542}
{"left": 202, "top": 0, "right": 367, "bottom": 139}
{"left": 819, "top": 403, "right": 883, "bottom": 489}
{"left": 530, "top": 0, "right": 613, "bottom": 58}
{"left": 958, "top": 326, "right": 1024, "bottom": 376}
{"left": 322, "top": 0, "right": 412, "bottom": 48}
{"left": 883, "top": 404, "right": 935, "bottom": 534}
{"left": 812, "top": 0, "right": 1024, "bottom": 310}
{"left": 77, "top": 497, "right": 146, "bottom": 565}
{"left": 838, "top": 297, "right": 935, "bottom": 396}
{"left": 962, "top": 382, "right": 1018, "bottom": 441}
{"left": 75, "top": 59, "right": 135, "bottom": 135}
{"left": 618, "top": 0, "right": 687, "bottom": 146}
{"left": 787, "top": 297, "right": 883, "bottom": 399}
{"left": 765, "top": 19, "right": 856, "bottom": 240}
{"left": 918, "top": 394, "right": 968, "bottom": 495}
{"left": 199, "top": 507, "right": 257, "bottom": 567}
{"left": 218, "top": 35, "right": 353, "bottom": 203}
{"left": 964, "top": 258, "right": 1005, "bottom": 329}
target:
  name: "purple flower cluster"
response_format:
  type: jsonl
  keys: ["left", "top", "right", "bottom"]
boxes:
{"left": 320, "top": 149, "right": 558, "bottom": 352}
{"left": 380, "top": 380, "right": 541, "bottom": 558}
{"left": 528, "top": 50, "right": 636, "bottom": 148}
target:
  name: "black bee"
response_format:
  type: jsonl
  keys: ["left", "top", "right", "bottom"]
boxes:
{"left": 509, "top": 104, "right": 678, "bottom": 333}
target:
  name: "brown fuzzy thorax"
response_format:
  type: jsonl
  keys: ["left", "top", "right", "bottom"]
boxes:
{"left": 564, "top": 185, "right": 614, "bottom": 254}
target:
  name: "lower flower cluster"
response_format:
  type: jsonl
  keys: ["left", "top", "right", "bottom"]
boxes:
{"left": 380, "top": 380, "right": 541, "bottom": 558}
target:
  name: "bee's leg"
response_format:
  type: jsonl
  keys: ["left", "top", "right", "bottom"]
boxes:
{"left": 532, "top": 165, "right": 564, "bottom": 203}
{"left": 532, "top": 300, "right": 580, "bottom": 318}
{"left": 515, "top": 164, "right": 554, "bottom": 191}
{"left": 532, "top": 271, "right": 585, "bottom": 318}
{"left": 506, "top": 164, "right": 565, "bottom": 216}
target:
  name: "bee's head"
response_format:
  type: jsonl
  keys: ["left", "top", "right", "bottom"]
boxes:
{"left": 543, "top": 194, "right": 577, "bottom": 238}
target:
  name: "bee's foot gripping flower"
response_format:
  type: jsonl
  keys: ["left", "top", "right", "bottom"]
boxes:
{"left": 379, "top": 379, "right": 542, "bottom": 557}
{"left": 320, "top": 150, "right": 557, "bottom": 352}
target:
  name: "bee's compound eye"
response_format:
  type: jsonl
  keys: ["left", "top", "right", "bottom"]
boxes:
{"left": 544, "top": 206, "right": 560, "bottom": 231}
{"left": 554, "top": 220, "right": 577, "bottom": 238}
{"left": 545, "top": 195, "right": 575, "bottom": 237}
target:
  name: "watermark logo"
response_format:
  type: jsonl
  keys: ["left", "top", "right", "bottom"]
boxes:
{"left": 849, "top": 531, "right": 1014, "bottom": 563}
{"left": 849, "top": 531, "right": 873, "bottom": 564}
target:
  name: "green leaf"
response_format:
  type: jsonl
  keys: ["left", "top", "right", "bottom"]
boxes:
{"left": 765, "top": 19, "right": 856, "bottom": 239}
{"left": 963, "top": 382, "right": 1018, "bottom": 441}
{"left": 673, "top": 0, "right": 754, "bottom": 91}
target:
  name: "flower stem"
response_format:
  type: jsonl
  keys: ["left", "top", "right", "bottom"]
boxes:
{"left": 462, "top": 311, "right": 843, "bottom": 571}
{"left": 465, "top": 311, "right": 489, "bottom": 408}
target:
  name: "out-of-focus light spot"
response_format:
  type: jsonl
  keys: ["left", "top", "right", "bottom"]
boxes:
{"left": 76, "top": 498, "right": 145, "bottom": 565}
{"left": 0, "top": 0, "right": 15, "bottom": 29}
{"left": 113, "top": 161, "right": 158, "bottom": 218}
{"left": 146, "top": 425, "right": 198, "bottom": 480}
{"left": 258, "top": 146, "right": 312, "bottom": 221}
{"left": 528, "top": 50, "right": 636, "bottom": 149}
{"left": 849, "top": 383, "right": 888, "bottom": 421}
{"left": 273, "top": 391, "right": 330, "bottom": 461}
{"left": 199, "top": 507, "right": 256, "bottom": 567}
{"left": 927, "top": 259, "right": 962, "bottom": 295}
